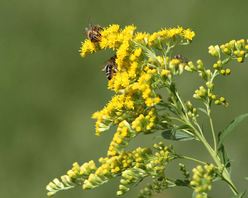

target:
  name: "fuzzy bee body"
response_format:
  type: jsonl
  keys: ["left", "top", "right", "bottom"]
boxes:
{"left": 103, "top": 64, "right": 118, "bottom": 80}
{"left": 83, "top": 16, "right": 103, "bottom": 43}
{"left": 101, "top": 55, "right": 118, "bottom": 80}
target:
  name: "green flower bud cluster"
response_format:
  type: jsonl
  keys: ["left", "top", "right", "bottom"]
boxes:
{"left": 108, "top": 120, "right": 135, "bottom": 157}
{"left": 193, "top": 86, "right": 208, "bottom": 101}
{"left": 47, "top": 20, "right": 247, "bottom": 197}
{"left": 137, "top": 178, "right": 169, "bottom": 198}
{"left": 208, "top": 94, "right": 229, "bottom": 107}
{"left": 46, "top": 161, "right": 97, "bottom": 196}
{"left": 185, "top": 101, "right": 198, "bottom": 122}
{"left": 208, "top": 45, "right": 221, "bottom": 59}
{"left": 220, "top": 39, "right": 248, "bottom": 63}
{"left": 184, "top": 60, "right": 213, "bottom": 82}
{"left": 131, "top": 107, "right": 159, "bottom": 133}
{"left": 168, "top": 58, "right": 185, "bottom": 75}
{"left": 190, "top": 164, "right": 216, "bottom": 198}
{"left": 179, "top": 163, "right": 190, "bottom": 179}
{"left": 47, "top": 143, "right": 175, "bottom": 197}
{"left": 184, "top": 61, "right": 198, "bottom": 73}
{"left": 118, "top": 143, "right": 173, "bottom": 195}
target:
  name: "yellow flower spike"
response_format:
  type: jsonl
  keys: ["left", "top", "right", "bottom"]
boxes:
{"left": 129, "top": 54, "right": 136, "bottom": 61}
{"left": 79, "top": 40, "right": 99, "bottom": 57}
{"left": 47, "top": 23, "right": 248, "bottom": 198}
{"left": 134, "top": 32, "right": 150, "bottom": 45}
{"left": 158, "top": 27, "right": 168, "bottom": 37}
{"left": 116, "top": 137, "right": 123, "bottom": 144}
{"left": 149, "top": 32, "right": 161, "bottom": 48}
{"left": 176, "top": 26, "right": 184, "bottom": 39}
{"left": 145, "top": 97, "right": 154, "bottom": 106}
{"left": 134, "top": 48, "right": 142, "bottom": 57}
{"left": 121, "top": 127, "right": 129, "bottom": 137}
{"left": 183, "top": 28, "right": 195, "bottom": 41}
{"left": 167, "top": 28, "right": 177, "bottom": 38}
{"left": 128, "top": 61, "right": 138, "bottom": 78}
{"left": 161, "top": 69, "right": 171, "bottom": 76}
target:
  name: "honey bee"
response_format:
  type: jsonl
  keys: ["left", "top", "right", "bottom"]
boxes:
{"left": 83, "top": 16, "right": 103, "bottom": 43}
{"left": 101, "top": 55, "right": 118, "bottom": 80}
{"left": 174, "top": 54, "right": 188, "bottom": 64}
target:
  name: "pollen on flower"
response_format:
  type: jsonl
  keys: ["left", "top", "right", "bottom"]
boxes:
{"left": 80, "top": 40, "right": 99, "bottom": 57}
{"left": 134, "top": 48, "right": 142, "bottom": 57}
{"left": 121, "top": 24, "right": 137, "bottom": 35}
{"left": 183, "top": 28, "right": 195, "bottom": 41}
{"left": 161, "top": 69, "right": 171, "bottom": 76}
{"left": 134, "top": 32, "right": 150, "bottom": 43}
{"left": 79, "top": 23, "right": 197, "bottom": 144}
{"left": 128, "top": 61, "right": 138, "bottom": 77}
{"left": 149, "top": 32, "right": 159, "bottom": 46}
{"left": 158, "top": 28, "right": 168, "bottom": 37}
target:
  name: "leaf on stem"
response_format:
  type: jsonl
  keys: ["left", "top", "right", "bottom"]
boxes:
{"left": 216, "top": 113, "right": 248, "bottom": 175}
{"left": 230, "top": 190, "right": 246, "bottom": 198}
{"left": 217, "top": 113, "right": 248, "bottom": 149}
{"left": 217, "top": 142, "right": 231, "bottom": 175}
{"left": 154, "top": 128, "right": 197, "bottom": 141}
{"left": 198, "top": 108, "right": 208, "bottom": 115}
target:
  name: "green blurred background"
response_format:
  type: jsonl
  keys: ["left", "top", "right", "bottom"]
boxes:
{"left": 1, "top": 0, "right": 248, "bottom": 197}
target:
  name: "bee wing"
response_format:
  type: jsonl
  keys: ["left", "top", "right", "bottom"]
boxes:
{"left": 88, "top": 16, "right": 92, "bottom": 28}
{"left": 99, "top": 60, "right": 110, "bottom": 68}
{"left": 100, "top": 65, "right": 107, "bottom": 74}
{"left": 83, "top": 28, "right": 89, "bottom": 36}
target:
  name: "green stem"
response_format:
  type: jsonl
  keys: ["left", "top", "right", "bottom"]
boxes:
{"left": 179, "top": 108, "right": 238, "bottom": 194}
{"left": 207, "top": 107, "right": 217, "bottom": 152}
{"left": 191, "top": 126, "right": 239, "bottom": 195}
{"left": 176, "top": 155, "right": 206, "bottom": 165}
{"left": 165, "top": 74, "right": 238, "bottom": 195}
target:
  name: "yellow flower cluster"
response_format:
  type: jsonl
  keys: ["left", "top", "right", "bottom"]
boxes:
{"left": 190, "top": 164, "right": 216, "bottom": 198}
{"left": 80, "top": 24, "right": 195, "bottom": 136}
{"left": 209, "top": 39, "right": 248, "bottom": 63}
{"left": 92, "top": 94, "right": 135, "bottom": 136}
{"left": 46, "top": 141, "right": 175, "bottom": 196}
{"left": 131, "top": 107, "right": 158, "bottom": 132}
{"left": 107, "top": 120, "right": 134, "bottom": 156}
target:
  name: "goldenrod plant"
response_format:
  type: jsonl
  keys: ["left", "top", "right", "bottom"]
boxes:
{"left": 46, "top": 23, "right": 248, "bottom": 198}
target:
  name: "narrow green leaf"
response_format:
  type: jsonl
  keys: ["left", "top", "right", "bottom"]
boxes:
{"left": 218, "top": 113, "right": 248, "bottom": 149}
{"left": 198, "top": 108, "right": 208, "bottom": 115}
{"left": 175, "top": 125, "right": 191, "bottom": 130}
{"left": 244, "top": 177, "right": 248, "bottom": 181}
{"left": 156, "top": 101, "right": 177, "bottom": 115}
{"left": 175, "top": 179, "right": 189, "bottom": 186}
{"left": 217, "top": 143, "right": 231, "bottom": 175}
{"left": 153, "top": 129, "right": 196, "bottom": 141}
{"left": 231, "top": 190, "right": 246, "bottom": 198}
